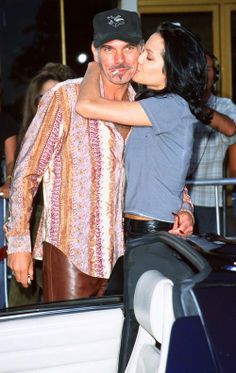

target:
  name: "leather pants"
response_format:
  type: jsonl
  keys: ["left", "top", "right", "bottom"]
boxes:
{"left": 43, "top": 242, "right": 107, "bottom": 302}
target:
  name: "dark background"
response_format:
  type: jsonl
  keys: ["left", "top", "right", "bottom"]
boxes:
{"left": 1, "top": 1, "right": 235, "bottom": 124}
{"left": 0, "top": 0, "right": 117, "bottom": 122}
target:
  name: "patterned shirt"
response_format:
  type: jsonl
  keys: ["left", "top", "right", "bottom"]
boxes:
{"left": 188, "top": 94, "right": 236, "bottom": 207}
{"left": 5, "top": 79, "right": 135, "bottom": 279}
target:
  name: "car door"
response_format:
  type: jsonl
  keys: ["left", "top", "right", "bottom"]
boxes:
{"left": 0, "top": 295, "right": 123, "bottom": 373}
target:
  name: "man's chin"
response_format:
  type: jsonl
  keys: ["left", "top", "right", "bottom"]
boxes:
{"left": 112, "top": 72, "right": 135, "bottom": 85}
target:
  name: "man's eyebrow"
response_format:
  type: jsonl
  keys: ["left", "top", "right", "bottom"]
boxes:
{"left": 101, "top": 42, "right": 138, "bottom": 48}
{"left": 100, "top": 44, "right": 113, "bottom": 48}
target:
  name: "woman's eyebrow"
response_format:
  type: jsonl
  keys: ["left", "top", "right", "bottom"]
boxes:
{"left": 145, "top": 48, "right": 154, "bottom": 55}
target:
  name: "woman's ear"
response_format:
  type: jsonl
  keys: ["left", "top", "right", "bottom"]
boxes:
{"left": 91, "top": 43, "right": 99, "bottom": 62}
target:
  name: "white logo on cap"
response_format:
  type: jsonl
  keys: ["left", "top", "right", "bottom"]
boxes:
{"left": 107, "top": 15, "right": 125, "bottom": 28}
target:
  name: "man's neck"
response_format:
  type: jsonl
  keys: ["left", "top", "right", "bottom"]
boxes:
{"left": 102, "top": 78, "right": 130, "bottom": 101}
{"left": 101, "top": 77, "right": 131, "bottom": 140}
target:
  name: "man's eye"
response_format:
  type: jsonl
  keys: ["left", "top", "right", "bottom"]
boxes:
{"left": 125, "top": 45, "right": 136, "bottom": 52}
{"left": 103, "top": 47, "right": 112, "bottom": 52}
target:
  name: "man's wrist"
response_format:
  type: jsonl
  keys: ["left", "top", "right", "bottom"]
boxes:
{"left": 5, "top": 175, "right": 12, "bottom": 184}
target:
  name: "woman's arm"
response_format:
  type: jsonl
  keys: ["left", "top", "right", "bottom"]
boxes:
{"left": 76, "top": 62, "right": 151, "bottom": 126}
{"left": 0, "top": 135, "right": 17, "bottom": 198}
{"left": 5, "top": 135, "right": 17, "bottom": 177}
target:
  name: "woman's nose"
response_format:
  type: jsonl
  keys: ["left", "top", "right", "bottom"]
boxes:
{"left": 114, "top": 51, "right": 125, "bottom": 64}
{"left": 138, "top": 51, "right": 145, "bottom": 64}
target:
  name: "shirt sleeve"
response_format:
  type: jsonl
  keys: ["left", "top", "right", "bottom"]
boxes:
{"left": 5, "top": 88, "right": 63, "bottom": 254}
{"left": 218, "top": 98, "right": 236, "bottom": 122}
{"left": 139, "top": 95, "right": 183, "bottom": 133}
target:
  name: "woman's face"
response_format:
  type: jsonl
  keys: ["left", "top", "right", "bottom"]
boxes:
{"left": 41, "top": 79, "right": 59, "bottom": 95}
{"left": 35, "top": 79, "right": 59, "bottom": 107}
{"left": 132, "top": 33, "right": 166, "bottom": 90}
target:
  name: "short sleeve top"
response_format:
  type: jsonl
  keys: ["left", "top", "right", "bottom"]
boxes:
{"left": 124, "top": 94, "right": 197, "bottom": 222}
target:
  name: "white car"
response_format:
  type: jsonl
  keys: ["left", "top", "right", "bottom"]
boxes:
{"left": 0, "top": 231, "right": 236, "bottom": 373}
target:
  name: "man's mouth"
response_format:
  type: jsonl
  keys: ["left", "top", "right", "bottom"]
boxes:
{"left": 112, "top": 70, "right": 119, "bottom": 76}
{"left": 111, "top": 67, "right": 130, "bottom": 76}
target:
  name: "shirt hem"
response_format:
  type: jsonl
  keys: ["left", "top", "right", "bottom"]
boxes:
{"left": 124, "top": 210, "right": 173, "bottom": 223}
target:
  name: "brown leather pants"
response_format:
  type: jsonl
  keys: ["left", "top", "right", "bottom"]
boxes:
{"left": 43, "top": 242, "right": 107, "bottom": 302}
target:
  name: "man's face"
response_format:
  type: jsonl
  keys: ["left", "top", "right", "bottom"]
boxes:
{"left": 92, "top": 40, "right": 142, "bottom": 85}
{"left": 206, "top": 55, "right": 215, "bottom": 91}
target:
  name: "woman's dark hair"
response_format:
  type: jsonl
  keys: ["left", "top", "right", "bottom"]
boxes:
{"left": 17, "top": 63, "right": 77, "bottom": 153}
{"left": 136, "top": 22, "right": 211, "bottom": 124}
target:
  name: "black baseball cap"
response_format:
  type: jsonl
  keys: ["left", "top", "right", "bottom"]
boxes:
{"left": 93, "top": 8, "right": 143, "bottom": 48}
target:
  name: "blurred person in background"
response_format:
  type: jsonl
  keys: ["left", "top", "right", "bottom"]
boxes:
{"left": 188, "top": 52, "right": 236, "bottom": 234}
{"left": 0, "top": 77, "right": 18, "bottom": 308}
{"left": 8, "top": 63, "right": 77, "bottom": 307}
{"left": 17, "top": 62, "right": 77, "bottom": 153}
{"left": 228, "top": 143, "right": 236, "bottom": 219}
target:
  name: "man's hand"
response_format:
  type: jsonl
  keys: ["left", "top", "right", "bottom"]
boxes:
{"left": 8, "top": 252, "right": 33, "bottom": 288}
{"left": 169, "top": 210, "right": 194, "bottom": 237}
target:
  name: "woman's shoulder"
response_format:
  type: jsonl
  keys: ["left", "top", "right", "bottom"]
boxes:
{"left": 146, "top": 93, "right": 186, "bottom": 105}
{"left": 167, "top": 93, "right": 188, "bottom": 106}
{"left": 154, "top": 94, "right": 189, "bottom": 113}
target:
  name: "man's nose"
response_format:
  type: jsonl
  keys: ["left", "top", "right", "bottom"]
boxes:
{"left": 114, "top": 50, "right": 125, "bottom": 64}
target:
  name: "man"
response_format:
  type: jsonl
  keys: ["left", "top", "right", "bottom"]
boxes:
{"left": 6, "top": 8, "right": 193, "bottom": 302}
{"left": 188, "top": 52, "right": 236, "bottom": 234}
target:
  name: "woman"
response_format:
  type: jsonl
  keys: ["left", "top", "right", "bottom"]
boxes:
{"left": 0, "top": 77, "right": 18, "bottom": 308}
{"left": 77, "top": 22, "right": 211, "bottom": 238}
{"left": 17, "top": 62, "right": 76, "bottom": 152}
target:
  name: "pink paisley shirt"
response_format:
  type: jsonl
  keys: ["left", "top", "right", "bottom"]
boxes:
{"left": 5, "top": 78, "right": 135, "bottom": 279}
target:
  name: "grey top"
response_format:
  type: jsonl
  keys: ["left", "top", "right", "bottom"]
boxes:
{"left": 124, "top": 94, "right": 197, "bottom": 222}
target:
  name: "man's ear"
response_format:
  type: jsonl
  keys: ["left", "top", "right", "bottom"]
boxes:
{"left": 91, "top": 43, "right": 99, "bottom": 62}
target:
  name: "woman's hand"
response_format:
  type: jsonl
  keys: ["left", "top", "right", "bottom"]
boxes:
{"left": 86, "top": 61, "right": 100, "bottom": 73}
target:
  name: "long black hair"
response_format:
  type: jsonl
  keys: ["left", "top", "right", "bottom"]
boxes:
{"left": 136, "top": 22, "right": 212, "bottom": 124}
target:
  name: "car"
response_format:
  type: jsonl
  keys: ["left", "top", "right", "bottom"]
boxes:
{"left": 0, "top": 231, "right": 236, "bottom": 373}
